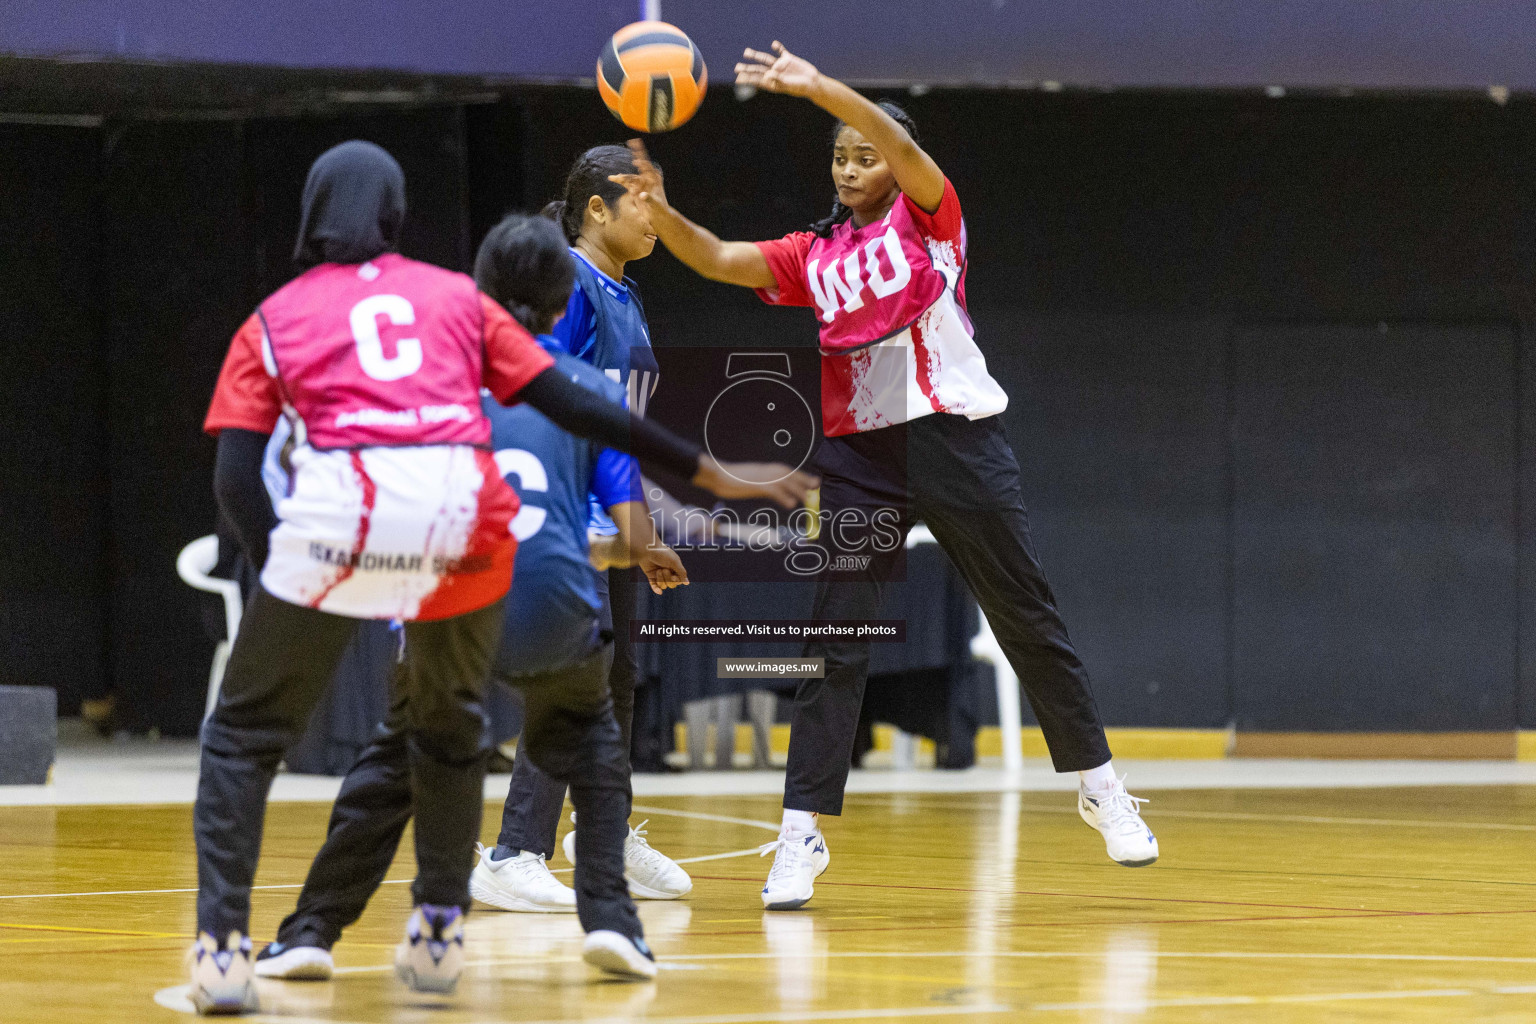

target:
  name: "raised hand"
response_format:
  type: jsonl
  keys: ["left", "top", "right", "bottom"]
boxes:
{"left": 607, "top": 138, "right": 668, "bottom": 211}
{"left": 735, "top": 41, "right": 819, "bottom": 98}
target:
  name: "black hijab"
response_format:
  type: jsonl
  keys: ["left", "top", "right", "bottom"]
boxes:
{"left": 293, "top": 140, "right": 406, "bottom": 268}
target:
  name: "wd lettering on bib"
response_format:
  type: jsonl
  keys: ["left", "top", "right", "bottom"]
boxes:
{"left": 754, "top": 179, "right": 1010, "bottom": 436}
{"left": 807, "top": 228, "right": 913, "bottom": 324}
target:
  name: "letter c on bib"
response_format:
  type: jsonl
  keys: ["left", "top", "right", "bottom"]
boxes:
{"left": 349, "top": 294, "right": 423, "bottom": 382}
{"left": 495, "top": 448, "right": 549, "bottom": 541}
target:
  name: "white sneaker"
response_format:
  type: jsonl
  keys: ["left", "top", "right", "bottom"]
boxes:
{"left": 759, "top": 831, "right": 830, "bottom": 911}
{"left": 624, "top": 821, "right": 692, "bottom": 900}
{"left": 393, "top": 904, "right": 465, "bottom": 994}
{"left": 582, "top": 929, "right": 658, "bottom": 980}
{"left": 563, "top": 815, "right": 692, "bottom": 900}
{"left": 187, "top": 931, "right": 259, "bottom": 1015}
{"left": 1078, "top": 776, "right": 1159, "bottom": 867}
{"left": 469, "top": 843, "right": 577, "bottom": 913}
{"left": 254, "top": 941, "right": 334, "bottom": 980}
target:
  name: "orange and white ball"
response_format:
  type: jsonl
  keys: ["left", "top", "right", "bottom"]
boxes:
{"left": 597, "top": 21, "right": 707, "bottom": 133}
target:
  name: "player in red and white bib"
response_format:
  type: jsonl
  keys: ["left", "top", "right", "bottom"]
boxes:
{"left": 750, "top": 151, "right": 1006, "bottom": 438}
{"left": 621, "top": 42, "right": 1159, "bottom": 911}
{"left": 187, "top": 141, "right": 815, "bottom": 1014}
{"left": 210, "top": 254, "right": 543, "bottom": 621}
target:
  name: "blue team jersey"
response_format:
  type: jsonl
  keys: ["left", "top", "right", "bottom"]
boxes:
{"left": 485, "top": 339, "right": 641, "bottom": 677}
{"left": 552, "top": 250, "right": 660, "bottom": 535}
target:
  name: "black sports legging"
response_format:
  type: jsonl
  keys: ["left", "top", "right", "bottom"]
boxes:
{"left": 785, "top": 413, "right": 1112, "bottom": 815}
{"left": 496, "top": 565, "right": 638, "bottom": 860}
{"left": 193, "top": 589, "right": 502, "bottom": 937}
{"left": 271, "top": 643, "right": 640, "bottom": 947}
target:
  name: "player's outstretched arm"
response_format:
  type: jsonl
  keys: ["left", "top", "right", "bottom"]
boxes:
{"left": 609, "top": 140, "right": 777, "bottom": 289}
{"left": 736, "top": 42, "right": 946, "bottom": 214}
{"left": 516, "top": 367, "right": 818, "bottom": 509}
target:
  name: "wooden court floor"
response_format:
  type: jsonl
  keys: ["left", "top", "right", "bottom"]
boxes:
{"left": 3, "top": 785, "right": 1536, "bottom": 1023}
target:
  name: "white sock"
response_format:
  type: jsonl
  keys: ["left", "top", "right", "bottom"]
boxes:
{"left": 781, "top": 809, "right": 819, "bottom": 837}
{"left": 1079, "top": 761, "right": 1118, "bottom": 792}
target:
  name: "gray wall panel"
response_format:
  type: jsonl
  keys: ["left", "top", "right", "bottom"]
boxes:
{"left": 1231, "top": 322, "right": 1518, "bottom": 731}
{"left": 989, "top": 314, "right": 1230, "bottom": 728}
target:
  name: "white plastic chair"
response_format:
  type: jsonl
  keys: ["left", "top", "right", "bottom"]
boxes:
{"left": 904, "top": 524, "right": 1025, "bottom": 772}
{"left": 176, "top": 535, "right": 244, "bottom": 721}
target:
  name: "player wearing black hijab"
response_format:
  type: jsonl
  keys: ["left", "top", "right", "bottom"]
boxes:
{"left": 190, "top": 141, "right": 815, "bottom": 1014}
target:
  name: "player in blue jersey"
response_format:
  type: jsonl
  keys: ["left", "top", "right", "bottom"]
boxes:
{"left": 251, "top": 215, "right": 723, "bottom": 985}
{"left": 478, "top": 146, "right": 695, "bottom": 908}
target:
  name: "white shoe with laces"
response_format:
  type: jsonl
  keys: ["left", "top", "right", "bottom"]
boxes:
{"left": 624, "top": 821, "right": 692, "bottom": 899}
{"left": 1078, "top": 775, "right": 1159, "bottom": 867}
{"left": 186, "top": 930, "right": 259, "bottom": 1015}
{"left": 563, "top": 815, "right": 693, "bottom": 900}
{"left": 469, "top": 843, "right": 576, "bottom": 912}
{"left": 759, "top": 830, "right": 830, "bottom": 910}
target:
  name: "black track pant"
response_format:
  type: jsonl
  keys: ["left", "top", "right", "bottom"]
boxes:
{"left": 193, "top": 588, "right": 502, "bottom": 937}
{"left": 785, "top": 413, "right": 1113, "bottom": 815}
{"left": 497, "top": 566, "right": 636, "bottom": 860}
{"left": 274, "top": 645, "right": 641, "bottom": 946}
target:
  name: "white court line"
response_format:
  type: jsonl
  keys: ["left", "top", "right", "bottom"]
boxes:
{"left": 629, "top": 804, "right": 781, "bottom": 831}
{"left": 0, "top": 878, "right": 423, "bottom": 901}
{"left": 506, "top": 1007, "right": 1014, "bottom": 1024}
{"left": 675, "top": 846, "right": 771, "bottom": 864}
{"left": 5, "top": 806, "right": 768, "bottom": 901}
{"left": 544, "top": 804, "right": 779, "bottom": 876}
{"left": 324, "top": 948, "right": 1536, "bottom": 978}
{"left": 0, "top": 881, "right": 303, "bottom": 901}
{"left": 1030, "top": 986, "right": 1521, "bottom": 1011}
{"left": 155, "top": 986, "right": 1013, "bottom": 1024}
{"left": 151, "top": 976, "right": 1536, "bottom": 1022}
{"left": 549, "top": 845, "right": 765, "bottom": 876}
{"left": 664, "top": 950, "right": 1536, "bottom": 965}
{"left": 157, "top": 956, "right": 1536, "bottom": 1019}
{"left": 546, "top": 845, "right": 765, "bottom": 877}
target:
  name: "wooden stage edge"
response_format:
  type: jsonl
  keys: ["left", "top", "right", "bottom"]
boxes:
{"left": 689, "top": 723, "right": 1536, "bottom": 761}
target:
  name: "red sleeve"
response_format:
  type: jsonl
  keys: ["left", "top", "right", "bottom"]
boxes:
{"left": 480, "top": 293, "right": 557, "bottom": 403}
{"left": 752, "top": 231, "right": 817, "bottom": 307}
{"left": 902, "top": 176, "right": 962, "bottom": 243}
{"left": 204, "top": 314, "right": 283, "bottom": 436}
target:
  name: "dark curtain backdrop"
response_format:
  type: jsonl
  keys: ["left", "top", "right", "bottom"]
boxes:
{"left": 3, "top": 86, "right": 1536, "bottom": 734}
{"left": 0, "top": 123, "right": 108, "bottom": 716}
{"left": 21, "top": 107, "right": 475, "bottom": 735}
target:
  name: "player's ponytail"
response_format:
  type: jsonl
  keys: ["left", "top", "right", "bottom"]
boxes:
{"left": 474, "top": 213, "right": 577, "bottom": 336}
{"left": 811, "top": 100, "right": 921, "bottom": 238}
{"left": 547, "top": 144, "right": 653, "bottom": 243}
